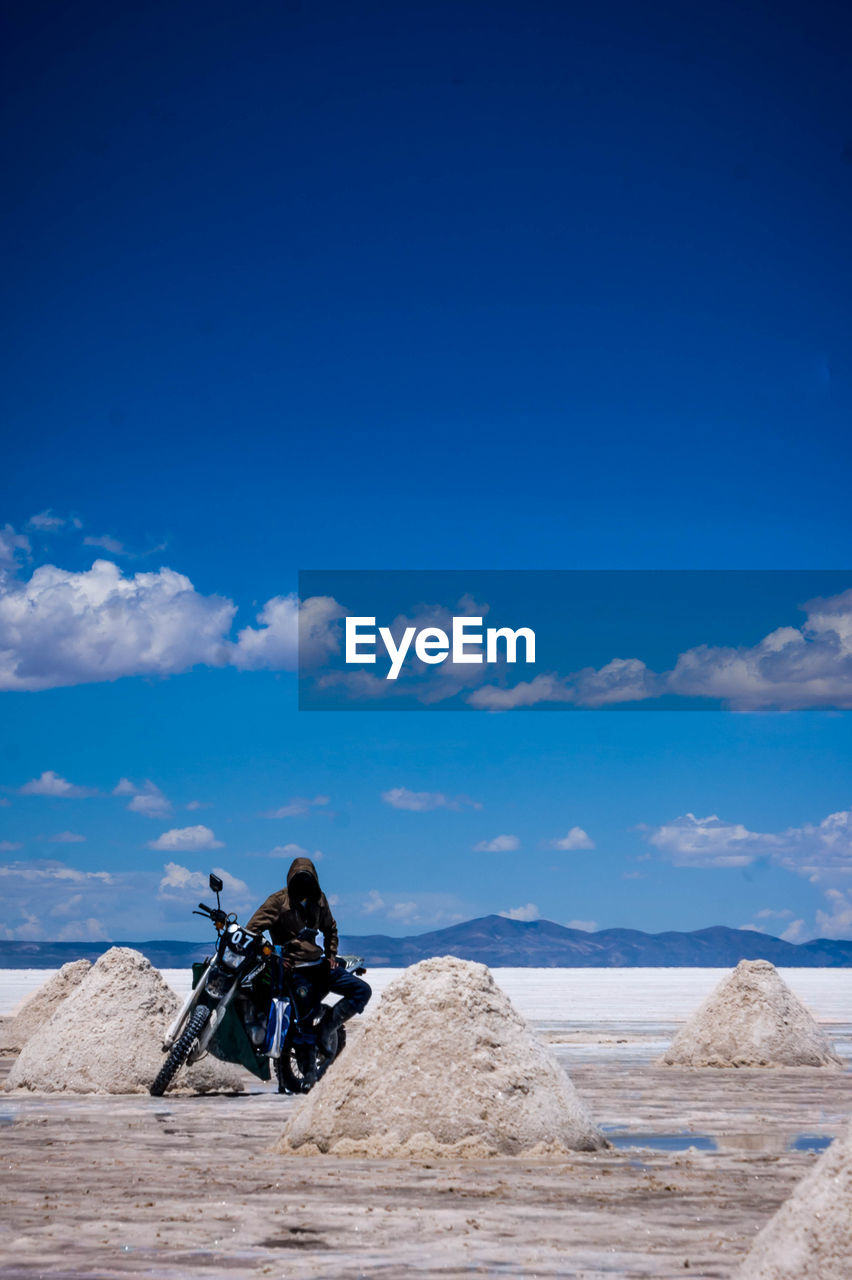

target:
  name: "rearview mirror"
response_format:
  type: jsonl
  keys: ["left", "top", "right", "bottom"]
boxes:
{"left": 209, "top": 873, "right": 224, "bottom": 893}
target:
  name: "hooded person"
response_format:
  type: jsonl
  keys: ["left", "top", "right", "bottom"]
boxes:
{"left": 246, "top": 857, "right": 370, "bottom": 1052}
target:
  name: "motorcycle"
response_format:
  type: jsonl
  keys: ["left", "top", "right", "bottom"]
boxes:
{"left": 150, "top": 872, "right": 366, "bottom": 1097}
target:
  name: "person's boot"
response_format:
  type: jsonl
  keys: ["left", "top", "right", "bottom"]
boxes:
{"left": 317, "top": 998, "right": 359, "bottom": 1054}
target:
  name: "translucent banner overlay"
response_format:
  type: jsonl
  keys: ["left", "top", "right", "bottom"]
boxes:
{"left": 297, "top": 571, "right": 852, "bottom": 712}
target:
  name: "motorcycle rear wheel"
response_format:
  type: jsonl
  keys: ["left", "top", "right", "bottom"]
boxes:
{"left": 276, "top": 1024, "right": 346, "bottom": 1094}
{"left": 149, "top": 1005, "right": 210, "bottom": 1096}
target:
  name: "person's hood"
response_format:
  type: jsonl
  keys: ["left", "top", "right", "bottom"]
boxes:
{"left": 286, "top": 857, "right": 320, "bottom": 892}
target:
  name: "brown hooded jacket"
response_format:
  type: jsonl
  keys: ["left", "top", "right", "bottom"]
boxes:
{"left": 246, "top": 857, "right": 338, "bottom": 964}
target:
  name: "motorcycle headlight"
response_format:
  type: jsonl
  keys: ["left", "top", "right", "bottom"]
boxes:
{"left": 220, "top": 947, "right": 242, "bottom": 970}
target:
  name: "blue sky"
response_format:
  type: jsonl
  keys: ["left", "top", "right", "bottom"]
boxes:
{"left": 2, "top": 0, "right": 851, "bottom": 944}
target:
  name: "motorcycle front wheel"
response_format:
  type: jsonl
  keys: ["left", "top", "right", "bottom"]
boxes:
{"left": 276, "top": 1024, "right": 346, "bottom": 1094}
{"left": 149, "top": 1005, "right": 210, "bottom": 1096}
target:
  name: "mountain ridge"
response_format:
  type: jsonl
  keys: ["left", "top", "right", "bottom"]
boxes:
{"left": 1, "top": 915, "right": 851, "bottom": 968}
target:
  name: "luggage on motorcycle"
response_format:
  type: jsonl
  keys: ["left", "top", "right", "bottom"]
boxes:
{"left": 191, "top": 962, "right": 270, "bottom": 1081}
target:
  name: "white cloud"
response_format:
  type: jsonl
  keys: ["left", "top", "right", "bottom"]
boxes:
{"left": 0, "top": 560, "right": 236, "bottom": 691}
{"left": 186, "top": 800, "right": 210, "bottom": 811}
{"left": 148, "top": 825, "right": 223, "bottom": 852}
{"left": 645, "top": 813, "right": 774, "bottom": 868}
{"left": 647, "top": 806, "right": 852, "bottom": 941}
{"left": 0, "top": 840, "right": 22, "bottom": 851}
{"left": 0, "top": 798, "right": 9, "bottom": 807}
{"left": 0, "top": 524, "right": 30, "bottom": 570}
{"left": 668, "top": 589, "right": 852, "bottom": 710}
{"left": 83, "top": 535, "right": 125, "bottom": 554}
{"left": 566, "top": 919, "right": 598, "bottom": 932}
{"left": 45, "top": 831, "right": 86, "bottom": 843}
{"left": 230, "top": 593, "right": 344, "bottom": 671}
{"left": 18, "top": 771, "right": 96, "bottom": 798}
{"left": 27, "top": 509, "right": 67, "bottom": 531}
{"left": 381, "top": 787, "right": 481, "bottom": 812}
{"left": 387, "top": 900, "right": 419, "bottom": 922}
{"left": 128, "top": 791, "right": 172, "bottom": 817}
{"left": 646, "top": 807, "right": 852, "bottom": 876}
{"left": 813, "top": 888, "right": 852, "bottom": 941}
{"left": 262, "top": 795, "right": 330, "bottom": 819}
{"left": 0, "top": 910, "right": 45, "bottom": 941}
{"left": 0, "top": 859, "right": 112, "bottom": 884}
{"left": 56, "top": 917, "right": 110, "bottom": 941}
{"left": 269, "top": 842, "right": 323, "bottom": 861}
{"left": 356, "top": 889, "right": 459, "bottom": 926}
{"left": 547, "top": 827, "right": 595, "bottom": 851}
{"left": 780, "top": 919, "right": 809, "bottom": 944}
{"left": 157, "top": 862, "right": 248, "bottom": 900}
{"left": 473, "top": 834, "right": 520, "bottom": 852}
{"left": 499, "top": 903, "right": 540, "bottom": 922}
{"left": 115, "top": 779, "right": 171, "bottom": 818}
{"left": 467, "top": 661, "right": 657, "bottom": 711}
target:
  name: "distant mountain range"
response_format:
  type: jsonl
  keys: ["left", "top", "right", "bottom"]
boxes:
{"left": 2, "top": 915, "right": 851, "bottom": 969}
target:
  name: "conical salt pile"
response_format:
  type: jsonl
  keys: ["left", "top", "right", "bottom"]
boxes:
{"left": 736, "top": 1126, "right": 852, "bottom": 1279}
{"left": 0, "top": 960, "right": 90, "bottom": 1054}
{"left": 660, "top": 960, "right": 842, "bottom": 1068}
{"left": 278, "top": 956, "right": 606, "bottom": 1157}
{"left": 5, "top": 947, "right": 245, "bottom": 1094}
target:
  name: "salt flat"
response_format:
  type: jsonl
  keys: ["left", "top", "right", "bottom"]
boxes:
{"left": 2, "top": 964, "right": 851, "bottom": 1278}
{"left": 4, "top": 965, "right": 852, "bottom": 1022}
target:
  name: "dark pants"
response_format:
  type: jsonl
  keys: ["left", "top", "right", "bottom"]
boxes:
{"left": 328, "top": 966, "right": 371, "bottom": 1013}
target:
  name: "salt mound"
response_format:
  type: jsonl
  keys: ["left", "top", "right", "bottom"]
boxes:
{"left": 661, "top": 960, "right": 842, "bottom": 1068}
{"left": 0, "top": 960, "right": 90, "bottom": 1054}
{"left": 278, "top": 956, "right": 605, "bottom": 1157}
{"left": 737, "top": 1126, "right": 852, "bottom": 1279}
{"left": 5, "top": 947, "right": 245, "bottom": 1094}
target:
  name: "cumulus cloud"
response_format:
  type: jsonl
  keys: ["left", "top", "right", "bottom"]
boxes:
{"left": 668, "top": 589, "right": 852, "bottom": 710}
{"left": 148, "top": 825, "right": 223, "bottom": 852}
{"left": 647, "top": 805, "right": 852, "bottom": 941}
{"left": 499, "top": 903, "right": 540, "bottom": 922}
{"left": 466, "top": 586, "right": 852, "bottom": 712}
{"left": 361, "top": 889, "right": 386, "bottom": 915}
{"left": 262, "top": 795, "right": 330, "bottom": 819}
{"left": 114, "top": 779, "right": 171, "bottom": 818}
{"left": 157, "top": 862, "right": 248, "bottom": 900}
{"left": 18, "top": 771, "right": 96, "bottom": 798}
{"left": 547, "top": 827, "right": 595, "bottom": 851}
{"left": 0, "top": 840, "right": 22, "bottom": 851}
{"left": 45, "top": 831, "right": 86, "bottom": 843}
{"left": 381, "top": 787, "right": 481, "bottom": 812}
{"left": 0, "top": 560, "right": 236, "bottom": 691}
{"left": 229, "top": 593, "right": 344, "bottom": 671}
{"left": 566, "top": 919, "right": 598, "bottom": 932}
{"left": 473, "top": 834, "right": 520, "bottom": 852}
{"left": 269, "top": 842, "right": 323, "bottom": 861}
{"left": 646, "top": 807, "right": 852, "bottom": 875}
{"left": 645, "top": 813, "right": 772, "bottom": 868}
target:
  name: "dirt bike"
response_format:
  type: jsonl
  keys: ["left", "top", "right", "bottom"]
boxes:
{"left": 149, "top": 872, "right": 365, "bottom": 1096}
